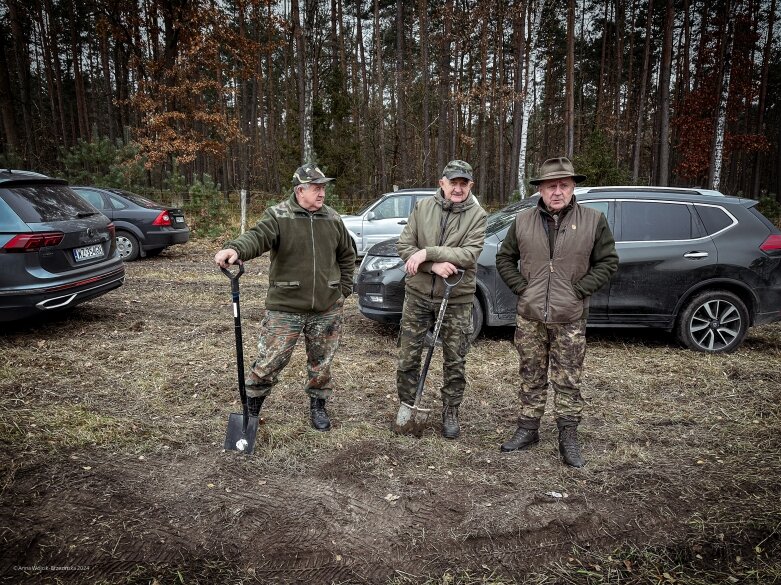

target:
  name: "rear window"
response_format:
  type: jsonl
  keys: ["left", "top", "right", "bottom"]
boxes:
{"left": 620, "top": 201, "right": 696, "bottom": 241}
{"left": 694, "top": 204, "right": 735, "bottom": 235}
{"left": 108, "top": 189, "right": 159, "bottom": 208}
{"left": 0, "top": 185, "right": 99, "bottom": 223}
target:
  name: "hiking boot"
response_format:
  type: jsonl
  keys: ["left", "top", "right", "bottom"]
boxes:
{"left": 557, "top": 417, "right": 585, "bottom": 468}
{"left": 441, "top": 405, "right": 460, "bottom": 439}
{"left": 500, "top": 426, "right": 540, "bottom": 452}
{"left": 247, "top": 395, "right": 265, "bottom": 418}
{"left": 310, "top": 397, "right": 331, "bottom": 431}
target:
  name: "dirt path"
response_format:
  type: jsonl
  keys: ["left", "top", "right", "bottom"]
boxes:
{"left": 2, "top": 240, "right": 779, "bottom": 583}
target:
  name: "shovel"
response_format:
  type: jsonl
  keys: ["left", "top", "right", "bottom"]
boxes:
{"left": 393, "top": 270, "right": 465, "bottom": 436}
{"left": 221, "top": 262, "right": 259, "bottom": 455}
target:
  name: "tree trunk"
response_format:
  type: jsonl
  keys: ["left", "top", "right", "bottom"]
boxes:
{"left": 292, "top": 0, "right": 312, "bottom": 163}
{"left": 419, "top": 0, "right": 431, "bottom": 183}
{"left": 373, "top": 0, "right": 386, "bottom": 191}
{"left": 656, "top": 0, "right": 673, "bottom": 186}
{"left": 517, "top": 0, "right": 546, "bottom": 196}
{"left": 708, "top": 0, "right": 736, "bottom": 191}
{"left": 565, "top": 0, "right": 575, "bottom": 159}
{"left": 510, "top": 1, "right": 527, "bottom": 196}
{"left": 395, "top": 0, "right": 406, "bottom": 184}
{"left": 752, "top": 0, "right": 775, "bottom": 197}
{"left": 595, "top": 0, "right": 610, "bottom": 129}
{"left": 632, "top": 0, "right": 653, "bottom": 183}
{"left": 437, "top": 0, "right": 454, "bottom": 174}
{"left": 0, "top": 23, "right": 19, "bottom": 151}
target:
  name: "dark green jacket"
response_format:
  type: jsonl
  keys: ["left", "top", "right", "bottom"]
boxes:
{"left": 224, "top": 193, "right": 356, "bottom": 313}
{"left": 396, "top": 189, "right": 487, "bottom": 304}
{"left": 496, "top": 196, "right": 618, "bottom": 322}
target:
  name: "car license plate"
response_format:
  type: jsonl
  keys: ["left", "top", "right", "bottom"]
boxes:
{"left": 73, "top": 243, "right": 104, "bottom": 262}
{"left": 174, "top": 216, "right": 185, "bottom": 224}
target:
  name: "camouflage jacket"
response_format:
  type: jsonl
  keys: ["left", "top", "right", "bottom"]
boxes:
{"left": 496, "top": 197, "right": 618, "bottom": 322}
{"left": 396, "top": 189, "right": 487, "bottom": 305}
{"left": 224, "top": 193, "right": 356, "bottom": 313}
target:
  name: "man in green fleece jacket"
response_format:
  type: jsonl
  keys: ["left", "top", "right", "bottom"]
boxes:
{"left": 396, "top": 160, "right": 487, "bottom": 439}
{"left": 214, "top": 163, "right": 356, "bottom": 431}
{"left": 496, "top": 157, "right": 618, "bottom": 467}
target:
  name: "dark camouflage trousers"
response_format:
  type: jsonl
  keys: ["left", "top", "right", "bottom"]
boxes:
{"left": 513, "top": 315, "right": 587, "bottom": 422}
{"left": 397, "top": 293, "right": 474, "bottom": 407}
{"left": 246, "top": 298, "right": 344, "bottom": 400}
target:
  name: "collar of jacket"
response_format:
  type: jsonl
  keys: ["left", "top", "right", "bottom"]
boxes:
{"left": 435, "top": 188, "right": 477, "bottom": 213}
{"left": 537, "top": 194, "right": 577, "bottom": 219}
{"left": 288, "top": 191, "right": 329, "bottom": 215}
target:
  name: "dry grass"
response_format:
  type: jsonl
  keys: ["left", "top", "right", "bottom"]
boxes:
{"left": 1, "top": 237, "right": 780, "bottom": 583}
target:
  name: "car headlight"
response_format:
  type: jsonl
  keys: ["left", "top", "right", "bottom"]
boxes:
{"left": 363, "top": 255, "right": 403, "bottom": 272}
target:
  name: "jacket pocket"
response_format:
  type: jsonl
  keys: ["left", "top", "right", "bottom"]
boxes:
{"left": 548, "top": 274, "right": 584, "bottom": 322}
{"left": 327, "top": 280, "right": 341, "bottom": 289}
{"left": 271, "top": 280, "right": 301, "bottom": 289}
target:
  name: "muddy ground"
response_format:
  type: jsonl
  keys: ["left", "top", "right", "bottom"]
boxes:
{"left": 1, "top": 239, "right": 780, "bottom": 584}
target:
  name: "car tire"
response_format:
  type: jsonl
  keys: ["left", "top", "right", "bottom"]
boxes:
{"left": 469, "top": 296, "right": 484, "bottom": 343}
{"left": 116, "top": 231, "right": 140, "bottom": 261}
{"left": 676, "top": 290, "right": 749, "bottom": 353}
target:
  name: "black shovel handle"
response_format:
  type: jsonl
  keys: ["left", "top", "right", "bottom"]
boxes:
{"left": 221, "top": 262, "right": 249, "bottom": 431}
{"left": 413, "top": 270, "right": 465, "bottom": 407}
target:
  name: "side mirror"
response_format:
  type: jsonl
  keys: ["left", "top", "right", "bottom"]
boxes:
{"left": 366, "top": 211, "right": 376, "bottom": 221}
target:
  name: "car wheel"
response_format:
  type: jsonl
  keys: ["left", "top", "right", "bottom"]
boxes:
{"left": 116, "top": 231, "right": 140, "bottom": 261}
{"left": 676, "top": 290, "right": 749, "bottom": 353}
{"left": 469, "top": 296, "right": 484, "bottom": 343}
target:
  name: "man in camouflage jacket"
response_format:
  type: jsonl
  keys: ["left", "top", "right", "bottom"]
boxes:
{"left": 396, "top": 160, "right": 487, "bottom": 439}
{"left": 214, "top": 163, "right": 356, "bottom": 431}
{"left": 496, "top": 157, "right": 618, "bottom": 467}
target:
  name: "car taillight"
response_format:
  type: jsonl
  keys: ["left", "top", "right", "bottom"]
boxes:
{"left": 2, "top": 232, "right": 65, "bottom": 251}
{"left": 760, "top": 234, "right": 781, "bottom": 253}
{"left": 152, "top": 211, "right": 172, "bottom": 226}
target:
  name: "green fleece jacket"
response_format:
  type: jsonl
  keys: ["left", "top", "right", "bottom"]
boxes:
{"left": 396, "top": 189, "right": 487, "bottom": 304}
{"left": 224, "top": 193, "right": 356, "bottom": 313}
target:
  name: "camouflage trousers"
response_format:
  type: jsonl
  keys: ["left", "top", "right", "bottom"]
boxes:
{"left": 246, "top": 298, "right": 344, "bottom": 400}
{"left": 396, "top": 293, "right": 474, "bottom": 407}
{"left": 513, "top": 315, "right": 587, "bottom": 424}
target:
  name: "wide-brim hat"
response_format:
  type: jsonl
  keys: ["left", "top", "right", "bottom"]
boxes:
{"left": 529, "top": 157, "right": 586, "bottom": 185}
{"left": 293, "top": 163, "right": 334, "bottom": 186}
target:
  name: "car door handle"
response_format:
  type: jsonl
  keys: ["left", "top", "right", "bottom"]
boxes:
{"left": 683, "top": 251, "right": 709, "bottom": 259}
{"left": 397, "top": 220, "right": 407, "bottom": 225}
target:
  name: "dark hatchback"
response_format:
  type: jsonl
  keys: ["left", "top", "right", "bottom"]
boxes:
{"left": 71, "top": 186, "right": 189, "bottom": 261}
{"left": 0, "top": 170, "right": 125, "bottom": 322}
{"left": 356, "top": 187, "right": 781, "bottom": 353}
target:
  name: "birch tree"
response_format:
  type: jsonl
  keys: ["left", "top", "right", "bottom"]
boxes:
{"left": 708, "top": 0, "right": 736, "bottom": 191}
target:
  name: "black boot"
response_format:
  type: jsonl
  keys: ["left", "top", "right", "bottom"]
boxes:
{"left": 246, "top": 395, "right": 265, "bottom": 418}
{"left": 557, "top": 417, "right": 585, "bottom": 468}
{"left": 310, "top": 397, "right": 331, "bottom": 431}
{"left": 500, "top": 417, "right": 540, "bottom": 452}
{"left": 442, "top": 405, "right": 460, "bottom": 439}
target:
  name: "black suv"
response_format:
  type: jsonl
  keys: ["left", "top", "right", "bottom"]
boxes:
{"left": 355, "top": 187, "right": 781, "bottom": 353}
{"left": 0, "top": 170, "right": 125, "bottom": 322}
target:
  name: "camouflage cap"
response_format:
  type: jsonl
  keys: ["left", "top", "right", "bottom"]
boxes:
{"left": 292, "top": 163, "right": 335, "bottom": 186}
{"left": 442, "top": 160, "right": 474, "bottom": 182}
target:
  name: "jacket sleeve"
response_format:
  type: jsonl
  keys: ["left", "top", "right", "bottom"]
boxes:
{"left": 573, "top": 214, "right": 619, "bottom": 298}
{"left": 396, "top": 206, "right": 420, "bottom": 261}
{"left": 223, "top": 209, "right": 279, "bottom": 260}
{"left": 337, "top": 221, "right": 357, "bottom": 297}
{"left": 496, "top": 216, "right": 527, "bottom": 294}
{"left": 423, "top": 211, "right": 487, "bottom": 269}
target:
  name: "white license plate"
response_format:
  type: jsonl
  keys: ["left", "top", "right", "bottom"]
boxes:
{"left": 73, "top": 243, "right": 105, "bottom": 262}
{"left": 174, "top": 217, "right": 185, "bottom": 224}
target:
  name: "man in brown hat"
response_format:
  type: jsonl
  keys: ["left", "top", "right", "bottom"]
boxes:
{"left": 214, "top": 163, "right": 356, "bottom": 431}
{"left": 495, "top": 157, "right": 618, "bottom": 466}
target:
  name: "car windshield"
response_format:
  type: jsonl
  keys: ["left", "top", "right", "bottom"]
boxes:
{"left": 485, "top": 199, "right": 537, "bottom": 236}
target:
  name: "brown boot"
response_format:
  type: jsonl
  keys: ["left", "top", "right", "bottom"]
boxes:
{"left": 557, "top": 417, "right": 585, "bottom": 468}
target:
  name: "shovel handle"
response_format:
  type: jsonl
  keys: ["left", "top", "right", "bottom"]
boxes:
{"left": 220, "top": 262, "right": 245, "bottom": 281}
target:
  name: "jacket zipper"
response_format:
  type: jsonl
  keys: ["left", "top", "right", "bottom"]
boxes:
{"left": 309, "top": 214, "right": 316, "bottom": 309}
{"left": 543, "top": 213, "right": 559, "bottom": 322}
{"left": 430, "top": 208, "right": 452, "bottom": 300}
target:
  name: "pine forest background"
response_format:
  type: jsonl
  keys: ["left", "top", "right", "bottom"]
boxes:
{"left": 1, "top": 0, "right": 780, "bottom": 210}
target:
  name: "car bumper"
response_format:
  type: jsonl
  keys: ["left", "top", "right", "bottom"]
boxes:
{"left": 357, "top": 301, "right": 402, "bottom": 323}
{"left": 141, "top": 228, "right": 190, "bottom": 251}
{"left": 0, "top": 264, "right": 126, "bottom": 322}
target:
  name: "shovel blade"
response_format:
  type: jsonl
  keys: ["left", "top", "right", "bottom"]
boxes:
{"left": 392, "top": 401, "right": 431, "bottom": 437}
{"left": 224, "top": 413, "right": 259, "bottom": 455}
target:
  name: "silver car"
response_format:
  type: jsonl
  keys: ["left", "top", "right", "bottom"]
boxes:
{"left": 341, "top": 188, "right": 435, "bottom": 256}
